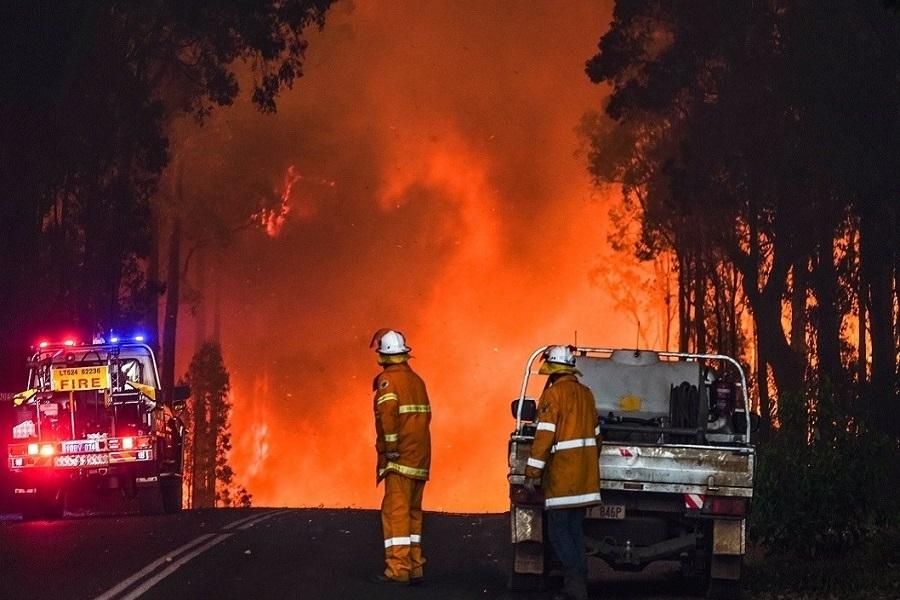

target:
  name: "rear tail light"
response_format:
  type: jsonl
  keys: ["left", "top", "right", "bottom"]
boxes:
{"left": 703, "top": 496, "right": 747, "bottom": 516}
{"left": 39, "top": 444, "right": 56, "bottom": 457}
{"left": 27, "top": 443, "right": 39, "bottom": 455}
{"left": 122, "top": 437, "right": 134, "bottom": 450}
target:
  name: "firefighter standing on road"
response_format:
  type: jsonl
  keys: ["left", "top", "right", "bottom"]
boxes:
{"left": 370, "top": 329, "right": 432, "bottom": 586}
{"left": 524, "top": 345, "right": 602, "bottom": 600}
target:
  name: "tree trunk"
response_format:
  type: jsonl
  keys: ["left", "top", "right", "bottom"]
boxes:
{"left": 162, "top": 214, "right": 181, "bottom": 404}
{"left": 813, "top": 228, "right": 842, "bottom": 391}
{"left": 148, "top": 201, "right": 161, "bottom": 355}
{"left": 733, "top": 218, "right": 806, "bottom": 436}
{"left": 790, "top": 260, "right": 807, "bottom": 359}
{"left": 194, "top": 246, "right": 207, "bottom": 348}
{"left": 694, "top": 249, "right": 706, "bottom": 354}
{"left": 860, "top": 205, "right": 897, "bottom": 434}
{"left": 756, "top": 334, "right": 771, "bottom": 439}
{"left": 858, "top": 277, "right": 868, "bottom": 387}
{"left": 678, "top": 250, "right": 689, "bottom": 352}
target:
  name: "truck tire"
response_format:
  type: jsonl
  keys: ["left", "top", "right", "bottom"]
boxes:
{"left": 162, "top": 479, "right": 182, "bottom": 513}
{"left": 508, "top": 571, "right": 542, "bottom": 592}
{"left": 21, "top": 489, "right": 64, "bottom": 521}
{"left": 137, "top": 483, "right": 165, "bottom": 515}
{"left": 706, "top": 553, "right": 742, "bottom": 599}
{"left": 707, "top": 577, "right": 741, "bottom": 600}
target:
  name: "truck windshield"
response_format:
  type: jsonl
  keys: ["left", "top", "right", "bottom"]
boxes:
{"left": 28, "top": 345, "right": 159, "bottom": 390}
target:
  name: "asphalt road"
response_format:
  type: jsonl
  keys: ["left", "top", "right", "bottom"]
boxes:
{"left": 0, "top": 508, "right": 705, "bottom": 600}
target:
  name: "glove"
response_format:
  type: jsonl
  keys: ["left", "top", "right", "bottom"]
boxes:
{"left": 523, "top": 477, "right": 538, "bottom": 494}
{"left": 385, "top": 451, "right": 400, "bottom": 461}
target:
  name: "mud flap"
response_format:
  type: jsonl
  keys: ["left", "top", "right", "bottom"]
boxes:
{"left": 136, "top": 476, "right": 164, "bottom": 515}
{"left": 511, "top": 505, "right": 544, "bottom": 575}
{"left": 712, "top": 519, "right": 745, "bottom": 556}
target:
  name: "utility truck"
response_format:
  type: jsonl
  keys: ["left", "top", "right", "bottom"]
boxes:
{"left": 508, "top": 347, "right": 756, "bottom": 599}
{"left": 5, "top": 338, "right": 188, "bottom": 518}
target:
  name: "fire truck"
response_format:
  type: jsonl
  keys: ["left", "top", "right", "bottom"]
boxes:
{"left": 508, "top": 347, "right": 757, "bottom": 599}
{"left": 4, "top": 337, "right": 188, "bottom": 519}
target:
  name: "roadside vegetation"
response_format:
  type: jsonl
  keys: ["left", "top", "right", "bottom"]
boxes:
{"left": 748, "top": 392, "right": 900, "bottom": 598}
{"left": 584, "top": 3, "right": 900, "bottom": 598}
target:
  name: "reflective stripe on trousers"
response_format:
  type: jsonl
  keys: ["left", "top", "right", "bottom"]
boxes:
{"left": 379, "top": 461, "right": 429, "bottom": 479}
{"left": 381, "top": 472, "right": 426, "bottom": 581}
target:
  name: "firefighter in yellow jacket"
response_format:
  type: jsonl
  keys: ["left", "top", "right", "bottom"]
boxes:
{"left": 524, "top": 345, "right": 601, "bottom": 600}
{"left": 370, "top": 328, "right": 432, "bottom": 586}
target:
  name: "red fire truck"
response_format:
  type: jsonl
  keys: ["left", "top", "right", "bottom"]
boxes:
{"left": 5, "top": 338, "right": 188, "bottom": 519}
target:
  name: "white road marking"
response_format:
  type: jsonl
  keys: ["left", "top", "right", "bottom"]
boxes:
{"left": 94, "top": 510, "right": 290, "bottom": 599}
{"left": 223, "top": 509, "right": 277, "bottom": 530}
{"left": 93, "top": 534, "right": 216, "bottom": 600}
{"left": 117, "top": 533, "right": 234, "bottom": 600}
{"left": 237, "top": 509, "right": 289, "bottom": 530}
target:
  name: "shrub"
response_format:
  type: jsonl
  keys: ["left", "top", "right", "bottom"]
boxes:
{"left": 750, "top": 390, "right": 900, "bottom": 558}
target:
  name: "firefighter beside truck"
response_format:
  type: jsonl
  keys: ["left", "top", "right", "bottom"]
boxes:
{"left": 509, "top": 346, "right": 757, "bottom": 600}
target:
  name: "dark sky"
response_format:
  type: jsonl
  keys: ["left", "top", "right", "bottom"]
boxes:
{"left": 171, "top": 0, "right": 670, "bottom": 511}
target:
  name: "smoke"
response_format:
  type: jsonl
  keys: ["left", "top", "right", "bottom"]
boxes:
{"left": 175, "top": 0, "right": 660, "bottom": 511}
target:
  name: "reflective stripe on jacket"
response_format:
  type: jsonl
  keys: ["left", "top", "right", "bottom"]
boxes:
{"left": 374, "top": 362, "right": 432, "bottom": 482}
{"left": 524, "top": 373, "right": 601, "bottom": 509}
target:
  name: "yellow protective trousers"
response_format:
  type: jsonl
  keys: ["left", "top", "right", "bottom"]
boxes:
{"left": 381, "top": 472, "right": 426, "bottom": 581}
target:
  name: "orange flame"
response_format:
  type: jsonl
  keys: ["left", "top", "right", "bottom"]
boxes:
{"left": 185, "top": 1, "right": 662, "bottom": 512}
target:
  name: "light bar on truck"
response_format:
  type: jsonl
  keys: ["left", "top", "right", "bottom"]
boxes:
{"left": 108, "top": 333, "right": 146, "bottom": 343}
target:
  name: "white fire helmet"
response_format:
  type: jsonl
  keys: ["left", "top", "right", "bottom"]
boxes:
{"left": 370, "top": 329, "right": 411, "bottom": 355}
{"left": 543, "top": 345, "right": 576, "bottom": 366}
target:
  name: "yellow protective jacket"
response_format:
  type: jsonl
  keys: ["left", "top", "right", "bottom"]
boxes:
{"left": 374, "top": 362, "right": 432, "bottom": 482}
{"left": 524, "top": 373, "right": 602, "bottom": 509}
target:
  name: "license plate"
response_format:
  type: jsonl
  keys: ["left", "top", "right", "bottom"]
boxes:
{"left": 587, "top": 504, "right": 625, "bottom": 520}
{"left": 54, "top": 453, "right": 109, "bottom": 467}
{"left": 63, "top": 440, "right": 99, "bottom": 454}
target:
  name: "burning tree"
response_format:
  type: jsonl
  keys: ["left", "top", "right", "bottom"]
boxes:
{"left": 184, "top": 342, "right": 250, "bottom": 508}
{"left": 583, "top": 0, "right": 900, "bottom": 439}
{"left": 0, "top": 0, "right": 334, "bottom": 385}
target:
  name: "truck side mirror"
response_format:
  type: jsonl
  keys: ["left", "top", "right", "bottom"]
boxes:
{"left": 510, "top": 398, "right": 537, "bottom": 421}
{"left": 173, "top": 385, "right": 191, "bottom": 402}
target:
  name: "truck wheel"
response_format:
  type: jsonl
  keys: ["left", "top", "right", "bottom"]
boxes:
{"left": 137, "top": 483, "right": 165, "bottom": 515}
{"left": 21, "top": 490, "right": 64, "bottom": 521}
{"left": 162, "top": 480, "right": 183, "bottom": 513}
{"left": 707, "top": 577, "right": 741, "bottom": 599}
{"left": 508, "top": 571, "right": 542, "bottom": 592}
